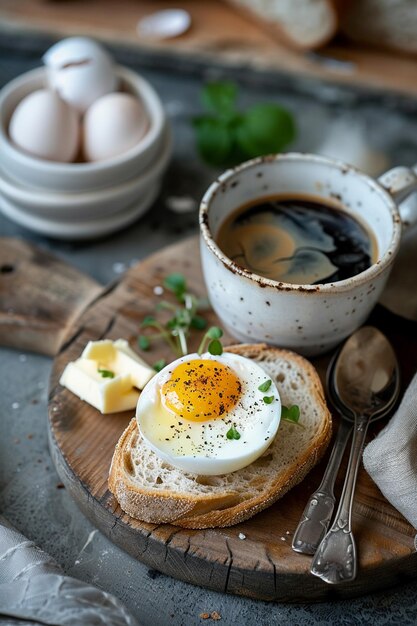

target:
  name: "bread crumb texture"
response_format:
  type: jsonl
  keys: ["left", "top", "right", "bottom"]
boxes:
{"left": 109, "top": 344, "right": 332, "bottom": 528}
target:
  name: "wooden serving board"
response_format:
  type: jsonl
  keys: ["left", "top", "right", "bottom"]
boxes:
{"left": 1, "top": 236, "right": 417, "bottom": 602}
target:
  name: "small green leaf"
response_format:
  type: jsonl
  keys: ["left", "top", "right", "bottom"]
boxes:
{"left": 153, "top": 359, "right": 166, "bottom": 373}
{"left": 226, "top": 426, "right": 241, "bottom": 440}
{"left": 207, "top": 326, "right": 223, "bottom": 339}
{"left": 193, "top": 116, "right": 233, "bottom": 167}
{"left": 281, "top": 405, "right": 301, "bottom": 424}
{"left": 163, "top": 272, "right": 186, "bottom": 294}
{"left": 208, "top": 339, "right": 223, "bottom": 356}
{"left": 201, "top": 81, "right": 237, "bottom": 116}
{"left": 263, "top": 395, "right": 275, "bottom": 404}
{"left": 98, "top": 368, "right": 115, "bottom": 379}
{"left": 180, "top": 309, "right": 193, "bottom": 325}
{"left": 191, "top": 315, "right": 208, "bottom": 330}
{"left": 236, "top": 104, "right": 296, "bottom": 158}
{"left": 258, "top": 379, "right": 272, "bottom": 393}
{"left": 141, "top": 315, "right": 157, "bottom": 328}
{"left": 138, "top": 335, "right": 150, "bottom": 351}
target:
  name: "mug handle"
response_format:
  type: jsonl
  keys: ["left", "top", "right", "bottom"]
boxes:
{"left": 378, "top": 164, "right": 417, "bottom": 229}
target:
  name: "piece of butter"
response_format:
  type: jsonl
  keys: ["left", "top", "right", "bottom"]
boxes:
{"left": 82, "top": 339, "right": 154, "bottom": 390}
{"left": 60, "top": 339, "right": 155, "bottom": 414}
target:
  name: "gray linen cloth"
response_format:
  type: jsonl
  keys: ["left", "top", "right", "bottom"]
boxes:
{"left": 363, "top": 373, "right": 417, "bottom": 530}
{"left": 0, "top": 516, "right": 138, "bottom": 626}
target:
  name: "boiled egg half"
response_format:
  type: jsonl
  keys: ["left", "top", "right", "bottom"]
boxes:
{"left": 137, "top": 352, "right": 281, "bottom": 475}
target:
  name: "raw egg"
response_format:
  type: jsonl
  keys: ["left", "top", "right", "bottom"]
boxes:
{"left": 83, "top": 93, "right": 148, "bottom": 162}
{"left": 8, "top": 89, "right": 80, "bottom": 162}
{"left": 137, "top": 352, "right": 281, "bottom": 475}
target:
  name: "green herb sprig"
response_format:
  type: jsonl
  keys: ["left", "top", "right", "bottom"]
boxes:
{"left": 258, "top": 379, "right": 272, "bottom": 393}
{"left": 281, "top": 404, "right": 302, "bottom": 426}
{"left": 138, "top": 273, "right": 220, "bottom": 359}
{"left": 98, "top": 368, "right": 115, "bottom": 379}
{"left": 226, "top": 426, "right": 241, "bottom": 440}
{"left": 197, "top": 326, "right": 223, "bottom": 356}
{"left": 193, "top": 81, "right": 296, "bottom": 167}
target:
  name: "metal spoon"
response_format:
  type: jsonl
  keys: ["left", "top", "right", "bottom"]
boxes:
{"left": 291, "top": 349, "right": 354, "bottom": 555}
{"left": 310, "top": 326, "right": 400, "bottom": 584}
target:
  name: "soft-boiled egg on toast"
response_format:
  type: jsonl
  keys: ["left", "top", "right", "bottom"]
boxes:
{"left": 137, "top": 352, "right": 281, "bottom": 475}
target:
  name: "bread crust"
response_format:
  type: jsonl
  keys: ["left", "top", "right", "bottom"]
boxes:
{"left": 109, "top": 344, "right": 332, "bottom": 529}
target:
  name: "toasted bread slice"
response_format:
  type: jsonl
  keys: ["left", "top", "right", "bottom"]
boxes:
{"left": 109, "top": 344, "right": 332, "bottom": 529}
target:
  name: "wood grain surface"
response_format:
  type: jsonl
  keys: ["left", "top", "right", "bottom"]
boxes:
{"left": 40, "top": 235, "right": 417, "bottom": 602}
{"left": 0, "top": 238, "right": 102, "bottom": 356}
{"left": 1, "top": 0, "right": 417, "bottom": 97}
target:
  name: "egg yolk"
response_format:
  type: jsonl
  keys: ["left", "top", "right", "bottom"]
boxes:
{"left": 161, "top": 359, "right": 242, "bottom": 422}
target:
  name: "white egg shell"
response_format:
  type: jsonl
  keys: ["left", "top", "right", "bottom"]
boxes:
{"left": 137, "top": 352, "right": 281, "bottom": 476}
{"left": 8, "top": 89, "right": 80, "bottom": 162}
{"left": 43, "top": 37, "right": 117, "bottom": 114}
{"left": 83, "top": 93, "right": 148, "bottom": 162}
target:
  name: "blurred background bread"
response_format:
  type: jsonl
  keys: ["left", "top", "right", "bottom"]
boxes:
{"left": 226, "top": 0, "right": 351, "bottom": 49}
{"left": 226, "top": 0, "right": 417, "bottom": 54}
{"left": 341, "top": 0, "right": 417, "bottom": 55}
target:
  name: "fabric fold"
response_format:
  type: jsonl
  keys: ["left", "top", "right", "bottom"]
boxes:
{"left": 0, "top": 516, "right": 138, "bottom": 626}
{"left": 363, "top": 373, "right": 417, "bottom": 530}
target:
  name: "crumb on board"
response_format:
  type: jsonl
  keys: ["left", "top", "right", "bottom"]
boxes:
{"left": 238, "top": 532, "right": 246, "bottom": 540}
{"left": 200, "top": 611, "right": 221, "bottom": 621}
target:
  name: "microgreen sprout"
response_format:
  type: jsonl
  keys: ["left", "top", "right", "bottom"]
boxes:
{"left": 197, "top": 326, "right": 223, "bottom": 356}
{"left": 98, "top": 368, "right": 115, "bottom": 379}
{"left": 226, "top": 426, "right": 241, "bottom": 440}
{"left": 258, "top": 379, "right": 272, "bottom": 393}
{"left": 138, "top": 274, "right": 221, "bottom": 359}
{"left": 281, "top": 405, "right": 302, "bottom": 426}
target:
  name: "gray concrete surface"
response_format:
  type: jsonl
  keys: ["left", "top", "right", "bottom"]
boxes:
{"left": 1, "top": 34, "right": 417, "bottom": 626}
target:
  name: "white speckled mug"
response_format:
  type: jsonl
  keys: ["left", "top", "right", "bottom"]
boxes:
{"left": 199, "top": 153, "right": 417, "bottom": 356}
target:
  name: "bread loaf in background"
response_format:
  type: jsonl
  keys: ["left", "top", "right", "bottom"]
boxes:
{"left": 341, "top": 0, "right": 417, "bottom": 55}
{"left": 226, "top": 0, "right": 351, "bottom": 49}
{"left": 226, "top": 0, "right": 417, "bottom": 55}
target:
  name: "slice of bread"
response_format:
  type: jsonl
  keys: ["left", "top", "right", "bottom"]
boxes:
{"left": 341, "top": 0, "right": 417, "bottom": 56}
{"left": 226, "top": 0, "right": 350, "bottom": 49}
{"left": 109, "top": 344, "right": 332, "bottom": 529}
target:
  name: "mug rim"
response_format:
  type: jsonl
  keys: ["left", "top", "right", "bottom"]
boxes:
{"left": 199, "top": 152, "right": 402, "bottom": 293}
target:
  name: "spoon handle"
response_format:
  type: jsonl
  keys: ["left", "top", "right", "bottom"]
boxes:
{"left": 310, "top": 416, "right": 370, "bottom": 584}
{"left": 292, "top": 419, "right": 352, "bottom": 554}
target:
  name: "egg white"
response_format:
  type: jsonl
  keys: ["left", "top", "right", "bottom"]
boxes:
{"left": 136, "top": 352, "right": 281, "bottom": 475}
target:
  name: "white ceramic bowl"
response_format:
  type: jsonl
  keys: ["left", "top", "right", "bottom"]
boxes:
{"left": 0, "top": 183, "right": 160, "bottom": 240}
{"left": 0, "top": 128, "right": 171, "bottom": 221}
{"left": 0, "top": 65, "right": 167, "bottom": 192}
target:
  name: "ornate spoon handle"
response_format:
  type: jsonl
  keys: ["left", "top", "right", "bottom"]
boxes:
{"left": 292, "top": 419, "right": 352, "bottom": 555}
{"left": 310, "top": 416, "right": 370, "bottom": 584}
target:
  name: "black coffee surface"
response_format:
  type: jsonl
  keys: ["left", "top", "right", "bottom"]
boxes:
{"left": 217, "top": 196, "right": 375, "bottom": 285}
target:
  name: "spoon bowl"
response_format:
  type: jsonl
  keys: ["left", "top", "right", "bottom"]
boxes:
{"left": 333, "top": 326, "right": 400, "bottom": 419}
{"left": 327, "top": 336, "right": 400, "bottom": 423}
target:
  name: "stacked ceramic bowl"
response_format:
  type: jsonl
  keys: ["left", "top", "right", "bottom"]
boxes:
{"left": 0, "top": 61, "right": 170, "bottom": 239}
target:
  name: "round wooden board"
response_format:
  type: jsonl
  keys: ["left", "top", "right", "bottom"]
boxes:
{"left": 48, "top": 236, "right": 417, "bottom": 602}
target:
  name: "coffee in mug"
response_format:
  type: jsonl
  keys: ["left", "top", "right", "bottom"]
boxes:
{"left": 216, "top": 195, "right": 378, "bottom": 286}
